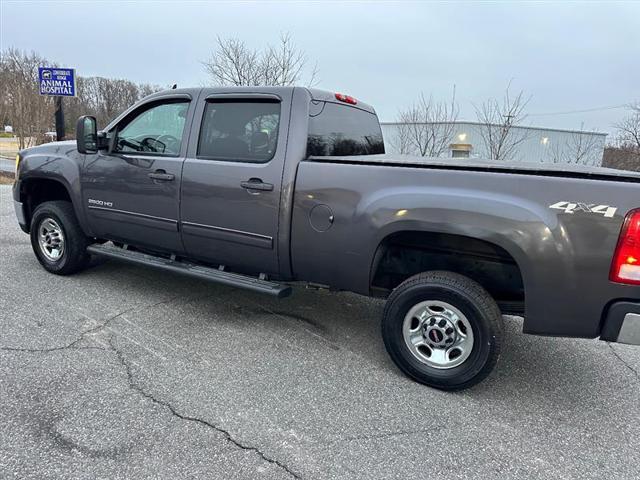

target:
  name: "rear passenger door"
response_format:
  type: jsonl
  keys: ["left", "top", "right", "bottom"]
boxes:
{"left": 180, "top": 91, "right": 291, "bottom": 276}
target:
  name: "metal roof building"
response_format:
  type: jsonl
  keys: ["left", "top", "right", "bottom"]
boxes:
{"left": 380, "top": 121, "right": 608, "bottom": 166}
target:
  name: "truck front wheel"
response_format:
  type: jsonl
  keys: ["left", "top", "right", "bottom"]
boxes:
{"left": 30, "top": 201, "right": 90, "bottom": 275}
{"left": 382, "top": 271, "right": 503, "bottom": 390}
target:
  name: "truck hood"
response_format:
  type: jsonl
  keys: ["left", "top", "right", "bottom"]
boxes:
{"left": 21, "top": 140, "right": 77, "bottom": 156}
{"left": 310, "top": 154, "right": 640, "bottom": 182}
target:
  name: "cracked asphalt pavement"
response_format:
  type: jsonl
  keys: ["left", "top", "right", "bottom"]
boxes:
{"left": 1, "top": 185, "right": 639, "bottom": 480}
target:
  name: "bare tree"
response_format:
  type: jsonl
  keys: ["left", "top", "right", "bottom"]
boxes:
{"left": 203, "top": 33, "right": 318, "bottom": 87}
{"left": 549, "top": 123, "right": 602, "bottom": 165}
{"left": 475, "top": 83, "right": 530, "bottom": 161}
{"left": 614, "top": 102, "right": 640, "bottom": 151}
{"left": 0, "top": 48, "right": 56, "bottom": 148}
{"left": 393, "top": 89, "right": 459, "bottom": 157}
{"left": 0, "top": 63, "right": 10, "bottom": 128}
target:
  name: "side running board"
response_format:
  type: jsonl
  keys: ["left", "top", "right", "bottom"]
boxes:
{"left": 87, "top": 243, "right": 292, "bottom": 298}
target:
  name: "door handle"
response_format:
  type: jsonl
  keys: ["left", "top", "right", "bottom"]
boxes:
{"left": 148, "top": 170, "right": 175, "bottom": 181}
{"left": 240, "top": 178, "right": 274, "bottom": 192}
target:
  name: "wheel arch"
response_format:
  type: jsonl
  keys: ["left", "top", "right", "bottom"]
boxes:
{"left": 370, "top": 229, "right": 528, "bottom": 315}
{"left": 18, "top": 176, "right": 82, "bottom": 233}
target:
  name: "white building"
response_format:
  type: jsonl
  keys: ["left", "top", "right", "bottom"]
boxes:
{"left": 381, "top": 121, "right": 607, "bottom": 166}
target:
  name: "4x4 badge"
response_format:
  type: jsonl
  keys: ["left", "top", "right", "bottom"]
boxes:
{"left": 549, "top": 201, "right": 617, "bottom": 218}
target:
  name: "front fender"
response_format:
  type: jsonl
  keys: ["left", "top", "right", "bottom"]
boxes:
{"left": 16, "top": 142, "right": 92, "bottom": 236}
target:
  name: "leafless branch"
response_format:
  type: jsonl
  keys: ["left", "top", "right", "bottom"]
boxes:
{"left": 549, "top": 123, "right": 601, "bottom": 165}
{"left": 614, "top": 102, "right": 640, "bottom": 152}
{"left": 393, "top": 87, "right": 459, "bottom": 157}
{"left": 202, "top": 33, "right": 318, "bottom": 87}
{"left": 475, "top": 82, "right": 531, "bottom": 161}
{"left": 0, "top": 48, "right": 56, "bottom": 148}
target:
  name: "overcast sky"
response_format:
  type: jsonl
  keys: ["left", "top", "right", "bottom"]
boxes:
{"left": 2, "top": 0, "right": 639, "bottom": 134}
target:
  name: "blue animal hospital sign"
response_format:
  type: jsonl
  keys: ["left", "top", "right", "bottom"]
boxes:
{"left": 38, "top": 67, "right": 76, "bottom": 97}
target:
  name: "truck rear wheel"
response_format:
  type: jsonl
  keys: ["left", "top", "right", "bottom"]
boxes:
{"left": 382, "top": 271, "right": 503, "bottom": 390}
{"left": 30, "top": 201, "right": 90, "bottom": 275}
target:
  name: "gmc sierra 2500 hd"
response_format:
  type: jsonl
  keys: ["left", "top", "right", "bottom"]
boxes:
{"left": 12, "top": 87, "right": 640, "bottom": 390}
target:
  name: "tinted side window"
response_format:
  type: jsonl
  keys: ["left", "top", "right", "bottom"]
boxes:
{"left": 198, "top": 100, "right": 281, "bottom": 163}
{"left": 115, "top": 101, "right": 189, "bottom": 156}
{"left": 307, "top": 102, "right": 385, "bottom": 156}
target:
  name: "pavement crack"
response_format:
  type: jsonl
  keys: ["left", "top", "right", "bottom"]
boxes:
{"left": 108, "top": 338, "right": 302, "bottom": 480}
{"left": 0, "top": 295, "right": 183, "bottom": 354}
{"left": 608, "top": 343, "right": 639, "bottom": 381}
{"left": 66, "top": 306, "right": 140, "bottom": 348}
{"left": 2, "top": 290, "right": 301, "bottom": 477}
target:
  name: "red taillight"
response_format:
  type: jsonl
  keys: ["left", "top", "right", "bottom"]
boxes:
{"left": 610, "top": 209, "right": 640, "bottom": 285}
{"left": 335, "top": 93, "right": 357, "bottom": 105}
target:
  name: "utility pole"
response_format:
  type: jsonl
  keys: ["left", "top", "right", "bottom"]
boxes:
{"left": 55, "top": 96, "right": 65, "bottom": 141}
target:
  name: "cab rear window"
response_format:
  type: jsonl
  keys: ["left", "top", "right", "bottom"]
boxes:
{"left": 306, "top": 101, "right": 385, "bottom": 157}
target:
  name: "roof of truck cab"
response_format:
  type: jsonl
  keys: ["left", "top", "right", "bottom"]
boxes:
{"left": 137, "top": 86, "right": 377, "bottom": 114}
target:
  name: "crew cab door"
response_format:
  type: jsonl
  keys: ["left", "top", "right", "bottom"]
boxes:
{"left": 180, "top": 91, "right": 291, "bottom": 275}
{"left": 81, "top": 95, "right": 194, "bottom": 253}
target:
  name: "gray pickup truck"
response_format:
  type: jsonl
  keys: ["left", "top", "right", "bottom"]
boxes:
{"left": 12, "top": 86, "right": 640, "bottom": 390}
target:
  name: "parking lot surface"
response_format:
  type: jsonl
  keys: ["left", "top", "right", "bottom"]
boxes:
{"left": 0, "top": 157, "right": 15, "bottom": 173}
{"left": 1, "top": 185, "right": 639, "bottom": 480}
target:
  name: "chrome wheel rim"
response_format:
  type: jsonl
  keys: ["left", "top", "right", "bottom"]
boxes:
{"left": 38, "top": 217, "right": 65, "bottom": 261}
{"left": 402, "top": 300, "right": 474, "bottom": 369}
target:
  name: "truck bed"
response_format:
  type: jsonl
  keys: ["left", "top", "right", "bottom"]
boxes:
{"left": 308, "top": 154, "right": 640, "bottom": 182}
{"left": 292, "top": 157, "right": 640, "bottom": 339}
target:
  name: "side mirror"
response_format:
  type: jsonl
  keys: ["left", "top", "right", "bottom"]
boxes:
{"left": 97, "top": 131, "right": 110, "bottom": 151}
{"left": 76, "top": 116, "right": 98, "bottom": 154}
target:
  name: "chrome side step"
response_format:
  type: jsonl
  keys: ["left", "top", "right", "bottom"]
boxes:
{"left": 87, "top": 243, "right": 292, "bottom": 298}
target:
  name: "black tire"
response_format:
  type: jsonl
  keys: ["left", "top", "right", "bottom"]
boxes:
{"left": 382, "top": 271, "right": 503, "bottom": 391}
{"left": 30, "top": 201, "right": 90, "bottom": 275}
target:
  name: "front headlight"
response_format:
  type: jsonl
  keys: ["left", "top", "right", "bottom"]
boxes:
{"left": 15, "top": 153, "right": 20, "bottom": 177}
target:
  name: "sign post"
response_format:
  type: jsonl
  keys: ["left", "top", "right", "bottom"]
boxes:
{"left": 54, "top": 97, "right": 65, "bottom": 142}
{"left": 38, "top": 67, "right": 77, "bottom": 141}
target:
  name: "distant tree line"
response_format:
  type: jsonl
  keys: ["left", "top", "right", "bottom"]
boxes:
{"left": 0, "top": 48, "right": 161, "bottom": 148}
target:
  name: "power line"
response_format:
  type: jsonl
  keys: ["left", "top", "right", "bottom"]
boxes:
{"left": 529, "top": 104, "right": 629, "bottom": 117}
